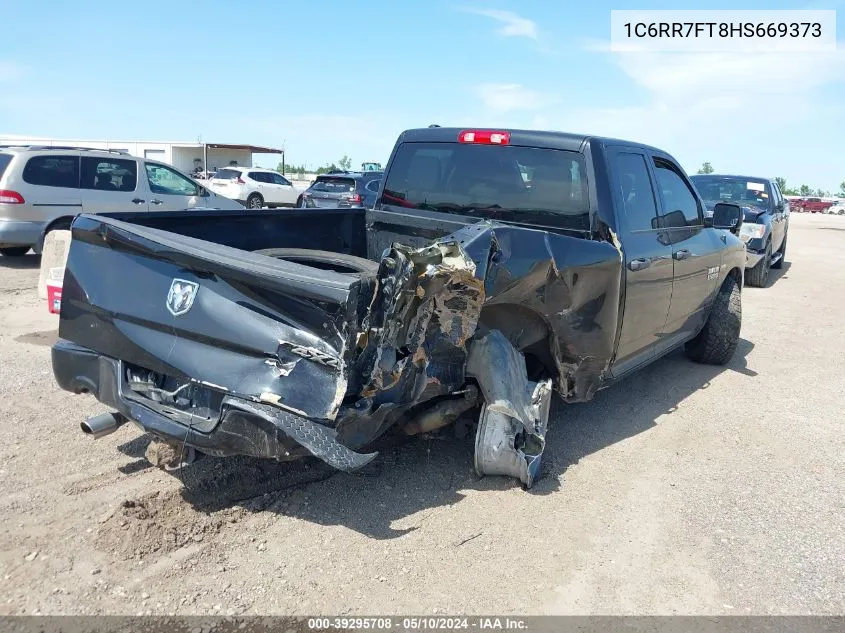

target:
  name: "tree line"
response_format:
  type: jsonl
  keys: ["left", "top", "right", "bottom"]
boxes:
{"left": 697, "top": 162, "right": 845, "bottom": 198}
{"left": 275, "top": 155, "right": 353, "bottom": 177}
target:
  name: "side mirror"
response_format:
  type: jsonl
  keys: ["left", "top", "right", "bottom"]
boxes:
{"left": 712, "top": 202, "right": 742, "bottom": 231}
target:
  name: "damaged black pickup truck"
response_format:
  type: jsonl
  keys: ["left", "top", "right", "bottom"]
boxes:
{"left": 51, "top": 127, "right": 747, "bottom": 488}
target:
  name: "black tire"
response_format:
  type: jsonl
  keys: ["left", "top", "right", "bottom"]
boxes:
{"left": 295, "top": 194, "right": 303, "bottom": 207}
{"left": 252, "top": 247, "right": 379, "bottom": 275}
{"left": 246, "top": 193, "right": 264, "bottom": 209}
{"left": 771, "top": 232, "right": 786, "bottom": 269}
{"left": 0, "top": 246, "right": 30, "bottom": 257}
{"left": 745, "top": 240, "right": 771, "bottom": 287}
{"left": 685, "top": 275, "right": 741, "bottom": 365}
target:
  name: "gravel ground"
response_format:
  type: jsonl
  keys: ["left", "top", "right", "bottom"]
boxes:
{"left": 0, "top": 213, "right": 842, "bottom": 616}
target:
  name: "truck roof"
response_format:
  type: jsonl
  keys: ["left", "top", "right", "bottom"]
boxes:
{"left": 396, "top": 126, "right": 669, "bottom": 154}
{"left": 691, "top": 173, "right": 773, "bottom": 182}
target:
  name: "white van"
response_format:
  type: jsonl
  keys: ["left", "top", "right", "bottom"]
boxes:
{"left": 0, "top": 145, "right": 244, "bottom": 256}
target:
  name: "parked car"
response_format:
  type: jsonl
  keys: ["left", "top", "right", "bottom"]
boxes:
{"left": 691, "top": 174, "right": 789, "bottom": 287}
{"left": 51, "top": 126, "right": 745, "bottom": 489}
{"left": 0, "top": 145, "right": 243, "bottom": 257}
{"left": 794, "top": 197, "right": 833, "bottom": 213}
{"left": 823, "top": 201, "right": 845, "bottom": 215}
{"left": 206, "top": 167, "right": 300, "bottom": 209}
{"left": 299, "top": 171, "right": 383, "bottom": 209}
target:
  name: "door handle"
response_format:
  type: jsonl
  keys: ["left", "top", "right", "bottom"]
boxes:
{"left": 628, "top": 258, "right": 650, "bottom": 271}
{"left": 131, "top": 198, "right": 145, "bottom": 205}
{"left": 673, "top": 249, "right": 691, "bottom": 260}
{"left": 151, "top": 199, "right": 164, "bottom": 205}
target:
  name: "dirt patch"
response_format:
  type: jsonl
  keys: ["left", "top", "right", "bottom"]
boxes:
{"left": 14, "top": 330, "right": 59, "bottom": 347}
{"left": 95, "top": 490, "right": 245, "bottom": 560}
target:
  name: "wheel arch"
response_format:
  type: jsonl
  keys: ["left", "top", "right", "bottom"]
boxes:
{"left": 35, "top": 215, "right": 76, "bottom": 254}
{"left": 725, "top": 265, "right": 743, "bottom": 291}
{"left": 477, "top": 302, "right": 558, "bottom": 381}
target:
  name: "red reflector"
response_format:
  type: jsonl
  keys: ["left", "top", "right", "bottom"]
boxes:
{"left": 0, "top": 189, "right": 25, "bottom": 204}
{"left": 458, "top": 130, "right": 510, "bottom": 145}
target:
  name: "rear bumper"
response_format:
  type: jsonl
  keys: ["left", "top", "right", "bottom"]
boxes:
{"left": 0, "top": 218, "right": 43, "bottom": 247}
{"left": 51, "top": 339, "right": 377, "bottom": 470}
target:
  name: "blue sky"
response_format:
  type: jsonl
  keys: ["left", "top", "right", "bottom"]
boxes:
{"left": 1, "top": 0, "right": 844, "bottom": 191}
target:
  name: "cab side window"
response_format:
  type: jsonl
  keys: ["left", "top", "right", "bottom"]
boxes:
{"left": 614, "top": 152, "right": 659, "bottom": 232}
{"left": 145, "top": 163, "right": 199, "bottom": 196}
{"left": 653, "top": 159, "right": 702, "bottom": 228}
{"left": 772, "top": 182, "right": 784, "bottom": 211}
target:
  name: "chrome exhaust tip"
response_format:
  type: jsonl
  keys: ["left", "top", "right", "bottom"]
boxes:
{"left": 80, "top": 412, "right": 127, "bottom": 439}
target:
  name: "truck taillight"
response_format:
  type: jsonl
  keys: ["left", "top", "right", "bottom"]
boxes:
{"left": 458, "top": 130, "right": 511, "bottom": 145}
{"left": 0, "top": 190, "right": 25, "bottom": 204}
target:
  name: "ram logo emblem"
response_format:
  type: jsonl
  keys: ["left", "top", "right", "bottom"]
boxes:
{"left": 166, "top": 279, "right": 199, "bottom": 316}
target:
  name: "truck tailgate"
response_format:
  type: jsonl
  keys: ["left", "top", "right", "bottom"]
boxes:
{"left": 58, "top": 215, "right": 370, "bottom": 421}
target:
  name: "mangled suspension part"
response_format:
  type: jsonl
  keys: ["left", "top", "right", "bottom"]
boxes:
{"left": 404, "top": 385, "right": 480, "bottom": 436}
{"left": 467, "top": 329, "right": 553, "bottom": 488}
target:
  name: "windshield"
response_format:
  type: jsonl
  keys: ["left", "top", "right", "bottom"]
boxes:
{"left": 380, "top": 142, "right": 590, "bottom": 230}
{"left": 691, "top": 175, "right": 772, "bottom": 210}
{"left": 0, "top": 153, "right": 11, "bottom": 180}
{"left": 310, "top": 177, "right": 355, "bottom": 193}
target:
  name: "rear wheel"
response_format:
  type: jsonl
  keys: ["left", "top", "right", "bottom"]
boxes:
{"left": 252, "top": 247, "right": 379, "bottom": 275}
{"left": 0, "top": 246, "right": 30, "bottom": 257}
{"left": 246, "top": 193, "right": 264, "bottom": 209}
{"left": 745, "top": 241, "right": 771, "bottom": 287}
{"left": 685, "top": 275, "right": 741, "bottom": 365}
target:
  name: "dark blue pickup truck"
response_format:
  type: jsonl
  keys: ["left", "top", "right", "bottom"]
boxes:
{"left": 690, "top": 173, "right": 789, "bottom": 288}
{"left": 51, "top": 127, "right": 746, "bottom": 488}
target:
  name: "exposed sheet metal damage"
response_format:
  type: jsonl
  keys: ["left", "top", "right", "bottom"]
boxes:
{"left": 58, "top": 215, "right": 623, "bottom": 489}
{"left": 319, "top": 220, "right": 622, "bottom": 488}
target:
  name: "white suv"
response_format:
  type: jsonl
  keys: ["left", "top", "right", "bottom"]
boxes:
{"left": 206, "top": 167, "right": 301, "bottom": 209}
{"left": 0, "top": 145, "right": 243, "bottom": 257}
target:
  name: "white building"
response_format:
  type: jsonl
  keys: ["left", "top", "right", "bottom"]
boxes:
{"left": 0, "top": 136, "right": 284, "bottom": 176}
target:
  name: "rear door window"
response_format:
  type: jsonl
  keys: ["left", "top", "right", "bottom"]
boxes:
{"left": 613, "top": 152, "right": 659, "bottom": 232}
{"left": 22, "top": 155, "right": 80, "bottom": 188}
{"left": 80, "top": 157, "right": 138, "bottom": 192}
{"left": 0, "top": 153, "right": 12, "bottom": 180}
{"left": 310, "top": 177, "right": 355, "bottom": 193}
{"left": 248, "top": 172, "right": 268, "bottom": 183}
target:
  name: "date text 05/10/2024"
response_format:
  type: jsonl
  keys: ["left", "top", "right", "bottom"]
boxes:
{"left": 306, "top": 617, "right": 528, "bottom": 630}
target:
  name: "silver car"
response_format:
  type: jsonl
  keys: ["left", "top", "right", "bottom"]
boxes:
{"left": 0, "top": 145, "right": 243, "bottom": 257}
